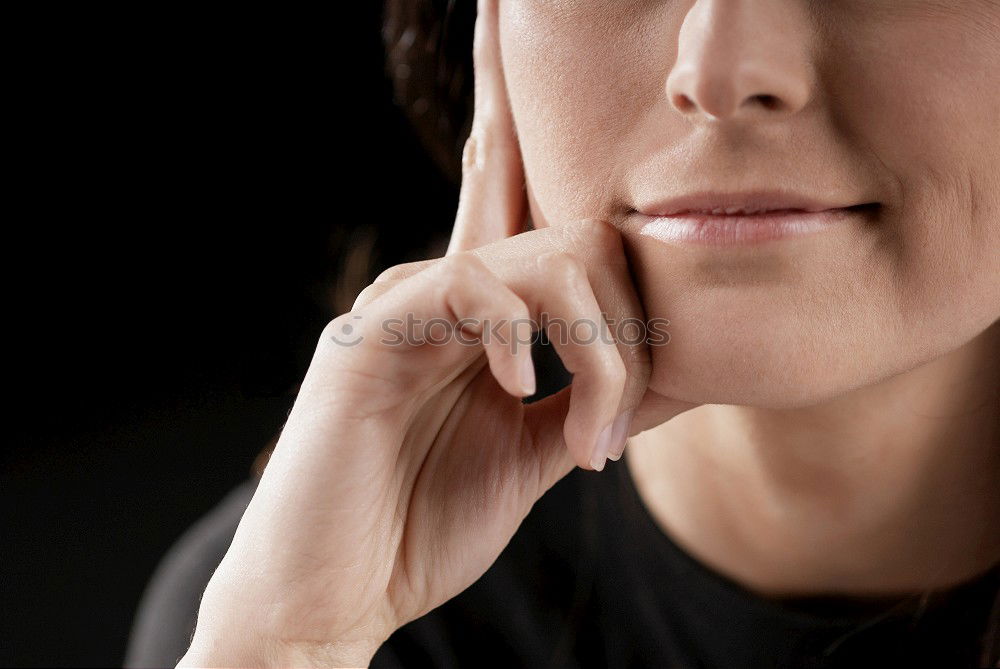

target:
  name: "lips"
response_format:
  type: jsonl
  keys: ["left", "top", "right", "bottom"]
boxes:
{"left": 679, "top": 206, "right": 805, "bottom": 216}
{"left": 629, "top": 191, "right": 878, "bottom": 246}
{"left": 635, "top": 190, "right": 858, "bottom": 217}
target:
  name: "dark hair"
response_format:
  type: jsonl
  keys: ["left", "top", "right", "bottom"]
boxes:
{"left": 382, "top": 0, "right": 476, "bottom": 184}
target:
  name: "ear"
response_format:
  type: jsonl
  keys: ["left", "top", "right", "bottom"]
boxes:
{"left": 447, "top": 0, "right": 528, "bottom": 255}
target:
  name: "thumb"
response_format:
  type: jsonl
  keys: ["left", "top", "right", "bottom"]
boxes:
{"left": 448, "top": 0, "right": 528, "bottom": 256}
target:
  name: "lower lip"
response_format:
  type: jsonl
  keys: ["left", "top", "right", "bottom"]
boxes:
{"left": 636, "top": 208, "right": 862, "bottom": 246}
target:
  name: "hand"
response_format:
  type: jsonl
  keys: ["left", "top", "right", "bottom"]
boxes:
{"left": 179, "top": 2, "right": 698, "bottom": 666}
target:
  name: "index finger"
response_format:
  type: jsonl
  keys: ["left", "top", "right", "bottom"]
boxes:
{"left": 469, "top": 219, "right": 654, "bottom": 461}
{"left": 448, "top": 0, "right": 528, "bottom": 255}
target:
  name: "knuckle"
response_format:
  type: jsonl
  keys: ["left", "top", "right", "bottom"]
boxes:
{"left": 461, "top": 133, "right": 480, "bottom": 175}
{"left": 509, "top": 296, "right": 532, "bottom": 322}
{"left": 600, "top": 354, "right": 628, "bottom": 390}
{"left": 374, "top": 259, "right": 436, "bottom": 285}
{"left": 319, "top": 316, "right": 341, "bottom": 343}
{"left": 536, "top": 251, "right": 585, "bottom": 285}
{"left": 319, "top": 312, "right": 365, "bottom": 350}
{"left": 442, "top": 251, "right": 487, "bottom": 281}
{"left": 351, "top": 283, "right": 383, "bottom": 310}
{"left": 373, "top": 265, "right": 406, "bottom": 284}
{"left": 435, "top": 253, "right": 490, "bottom": 296}
{"left": 461, "top": 127, "right": 494, "bottom": 176}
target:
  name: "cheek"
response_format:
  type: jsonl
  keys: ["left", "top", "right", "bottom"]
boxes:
{"left": 823, "top": 13, "right": 1000, "bottom": 322}
{"left": 499, "top": 5, "right": 665, "bottom": 224}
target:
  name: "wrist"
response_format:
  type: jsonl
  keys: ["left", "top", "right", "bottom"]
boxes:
{"left": 178, "top": 634, "right": 378, "bottom": 668}
{"left": 184, "top": 570, "right": 390, "bottom": 668}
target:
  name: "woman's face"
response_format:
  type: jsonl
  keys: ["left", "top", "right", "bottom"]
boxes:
{"left": 499, "top": 0, "right": 1000, "bottom": 407}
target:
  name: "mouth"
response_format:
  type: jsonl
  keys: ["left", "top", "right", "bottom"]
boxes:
{"left": 630, "top": 191, "right": 880, "bottom": 246}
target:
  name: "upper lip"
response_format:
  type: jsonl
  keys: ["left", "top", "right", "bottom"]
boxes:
{"left": 635, "top": 190, "right": 863, "bottom": 217}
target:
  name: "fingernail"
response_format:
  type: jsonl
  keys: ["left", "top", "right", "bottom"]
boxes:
{"left": 590, "top": 421, "right": 615, "bottom": 472}
{"left": 606, "top": 410, "right": 634, "bottom": 462}
{"left": 519, "top": 354, "right": 536, "bottom": 396}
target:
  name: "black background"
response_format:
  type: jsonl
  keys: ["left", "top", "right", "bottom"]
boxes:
{"left": 3, "top": 5, "right": 458, "bottom": 666}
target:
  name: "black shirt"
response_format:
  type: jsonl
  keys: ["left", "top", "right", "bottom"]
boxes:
{"left": 125, "top": 449, "right": 1000, "bottom": 668}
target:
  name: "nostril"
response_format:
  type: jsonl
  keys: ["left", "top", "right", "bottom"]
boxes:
{"left": 672, "top": 93, "right": 697, "bottom": 113}
{"left": 751, "top": 94, "right": 782, "bottom": 111}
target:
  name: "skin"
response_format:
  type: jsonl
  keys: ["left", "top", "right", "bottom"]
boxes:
{"left": 500, "top": 0, "right": 1000, "bottom": 594}
{"left": 180, "top": 1, "right": 1000, "bottom": 666}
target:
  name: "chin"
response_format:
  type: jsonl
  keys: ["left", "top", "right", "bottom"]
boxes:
{"left": 643, "top": 302, "right": 889, "bottom": 409}
{"left": 648, "top": 350, "right": 848, "bottom": 409}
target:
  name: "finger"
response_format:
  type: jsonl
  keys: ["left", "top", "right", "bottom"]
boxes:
{"left": 354, "top": 220, "right": 654, "bottom": 466}
{"left": 519, "top": 251, "right": 629, "bottom": 472}
{"left": 470, "top": 219, "right": 653, "bottom": 464}
{"left": 526, "top": 385, "right": 699, "bottom": 497}
{"left": 558, "top": 221, "right": 652, "bottom": 462}
{"left": 352, "top": 258, "right": 439, "bottom": 311}
{"left": 362, "top": 240, "right": 632, "bottom": 471}
{"left": 448, "top": 0, "right": 527, "bottom": 255}
{"left": 323, "top": 253, "right": 536, "bottom": 421}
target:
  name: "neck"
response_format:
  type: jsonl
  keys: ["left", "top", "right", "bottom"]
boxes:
{"left": 627, "top": 320, "right": 1000, "bottom": 597}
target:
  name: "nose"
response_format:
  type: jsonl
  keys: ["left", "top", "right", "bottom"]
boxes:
{"left": 666, "top": 0, "right": 814, "bottom": 122}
